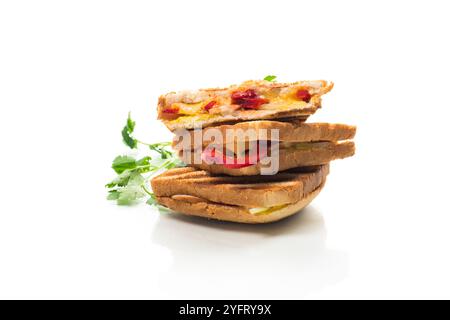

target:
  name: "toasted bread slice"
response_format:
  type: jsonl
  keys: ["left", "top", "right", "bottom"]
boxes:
{"left": 158, "top": 80, "right": 333, "bottom": 131}
{"left": 178, "top": 141, "right": 354, "bottom": 176}
{"left": 156, "top": 183, "right": 325, "bottom": 224}
{"left": 151, "top": 165, "right": 329, "bottom": 208}
{"left": 173, "top": 121, "right": 357, "bottom": 150}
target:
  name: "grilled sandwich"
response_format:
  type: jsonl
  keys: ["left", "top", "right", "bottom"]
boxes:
{"left": 158, "top": 80, "right": 333, "bottom": 131}
{"left": 151, "top": 78, "right": 355, "bottom": 224}
{"left": 151, "top": 165, "right": 329, "bottom": 223}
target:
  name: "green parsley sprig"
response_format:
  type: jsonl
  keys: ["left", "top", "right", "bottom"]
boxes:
{"left": 263, "top": 75, "right": 277, "bottom": 82}
{"left": 106, "top": 113, "right": 184, "bottom": 206}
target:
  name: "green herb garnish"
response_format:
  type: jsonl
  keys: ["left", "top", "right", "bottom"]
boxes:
{"left": 264, "top": 75, "right": 277, "bottom": 82}
{"left": 106, "top": 113, "right": 184, "bottom": 206}
{"left": 122, "top": 112, "right": 138, "bottom": 149}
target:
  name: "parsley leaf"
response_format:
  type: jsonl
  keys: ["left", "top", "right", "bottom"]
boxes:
{"left": 111, "top": 155, "right": 152, "bottom": 174}
{"left": 264, "top": 75, "right": 277, "bottom": 82}
{"left": 122, "top": 112, "right": 138, "bottom": 149}
{"left": 107, "top": 190, "right": 120, "bottom": 200}
{"left": 107, "top": 114, "right": 184, "bottom": 207}
{"left": 112, "top": 155, "right": 137, "bottom": 174}
{"left": 106, "top": 169, "right": 135, "bottom": 189}
{"left": 107, "top": 172, "right": 146, "bottom": 205}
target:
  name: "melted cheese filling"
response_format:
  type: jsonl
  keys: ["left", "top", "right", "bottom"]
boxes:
{"left": 248, "top": 205, "right": 288, "bottom": 215}
{"left": 168, "top": 98, "right": 309, "bottom": 123}
{"left": 163, "top": 85, "right": 320, "bottom": 124}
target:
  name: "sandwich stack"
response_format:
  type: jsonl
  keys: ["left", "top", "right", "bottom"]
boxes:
{"left": 151, "top": 79, "right": 356, "bottom": 223}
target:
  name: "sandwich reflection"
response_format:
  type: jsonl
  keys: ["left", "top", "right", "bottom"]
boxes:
{"left": 151, "top": 207, "right": 348, "bottom": 298}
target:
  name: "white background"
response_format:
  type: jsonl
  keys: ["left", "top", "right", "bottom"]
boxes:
{"left": 1, "top": 0, "right": 449, "bottom": 299}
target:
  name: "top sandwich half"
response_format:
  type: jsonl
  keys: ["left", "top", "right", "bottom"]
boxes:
{"left": 158, "top": 80, "right": 333, "bottom": 131}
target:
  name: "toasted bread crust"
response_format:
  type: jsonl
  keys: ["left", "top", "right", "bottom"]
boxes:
{"left": 173, "top": 121, "right": 357, "bottom": 149}
{"left": 151, "top": 165, "right": 329, "bottom": 208}
{"left": 178, "top": 141, "right": 354, "bottom": 176}
{"left": 155, "top": 183, "right": 324, "bottom": 224}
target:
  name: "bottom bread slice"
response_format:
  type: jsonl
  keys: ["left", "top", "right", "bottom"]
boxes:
{"left": 156, "top": 182, "right": 325, "bottom": 224}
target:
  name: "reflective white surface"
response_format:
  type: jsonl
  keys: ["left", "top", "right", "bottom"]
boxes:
{"left": 152, "top": 207, "right": 348, "bottom": 299}
{"left": 1, "top": 0, "right": 450, "bottom": 299}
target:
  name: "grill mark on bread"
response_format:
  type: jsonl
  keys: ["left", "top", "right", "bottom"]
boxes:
{"left": 155, "top": 183, "right": 326, "bottom": 224}
{"left": 151, "top": 165, "right": 329, "bottom": 208}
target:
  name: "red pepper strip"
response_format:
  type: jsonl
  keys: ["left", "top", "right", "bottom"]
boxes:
{"left": 163, "top": 107, "right": 179, "bottom": 114}
{"left": 231, "top": 89, "right": 269, "bottom": 110}
{"left": 296, "top": 89, "right": 312, "bottom": 102}
{"left": 239, "top": 97, "right": 269, "bottom": 110}
{"left": 231, "top": 89, "right": 257, "bottom": 100}
{"left": 204, "top": 101, "right": 216, "bottom": 111}
{"left": 201, "top": 144, "right": 268, "bottom": 169}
